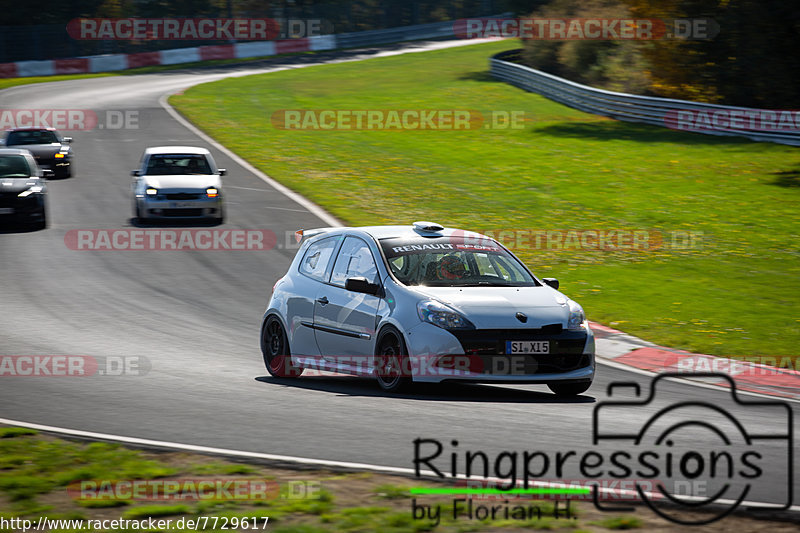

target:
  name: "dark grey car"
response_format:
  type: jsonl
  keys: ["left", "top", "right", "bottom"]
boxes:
{"left": 2, "top": 128, "right": 73, "bottom": 178}
{"left": 0, "top": 148, "right": 49, "bottom": 229}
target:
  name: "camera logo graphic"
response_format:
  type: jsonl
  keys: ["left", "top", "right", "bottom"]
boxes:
{"left": 592, "top": 373, "right": 793, "bottom": 525}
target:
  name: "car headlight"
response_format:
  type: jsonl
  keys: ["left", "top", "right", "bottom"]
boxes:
{"left": 206, "top": 187, "right": 219, "bottom": 198}
{"left": 417, "top": 300, "right": 474, "bottom": 330}
{"left": 18, "top": 185, "right": 43, "bottom": 197}
{"left": 145, "top": 188, "right": 158, "bottom": 196}
{"left": 567, "top": 300, "right": 586, "bottom": 330}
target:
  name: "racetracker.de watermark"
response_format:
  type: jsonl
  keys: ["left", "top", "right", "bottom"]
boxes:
{"left": 284, "top": 354, "right": 569, "bottom": 378}
{"left": 67, "top": 18, "right": 328, "bottom": 40}
{"left": 665, "top": 353, "right": 800, "bottom": 376}
{"left": 270, "top": 110, "right": 526, "bottom": 130}
{"left": 0, "top": 109, "right": 141, "bottom": 131}
{"left": 65, "top": 229, "right": 278, "bottom": 251}
{"left": 454, "top": 17, "right": 718, "bottom": 40}
{"left": 665, "top": 109, "right": 800, "bottom": 133}
{"left": 0, "top": 355, "right": 149, "bottom": 377}
{"left": 470, "top": 229, "right": 703, "bottom": 251}
{"left": 68, "top": 479, "right": 281, "bottom": 501}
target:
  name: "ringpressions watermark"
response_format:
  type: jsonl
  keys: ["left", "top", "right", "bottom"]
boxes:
{"left": 410, "top": 373, "right": 793, "bottom": 525}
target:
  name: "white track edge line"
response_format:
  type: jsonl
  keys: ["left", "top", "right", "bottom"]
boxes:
{"left": 158, "top": 93, "right": 342, "bottom": 228}
{"left": 597, "top": 358, "right": 800, "bottom": 404}
{"left": 0, "top": 417, "right": 796, "bottom": 514}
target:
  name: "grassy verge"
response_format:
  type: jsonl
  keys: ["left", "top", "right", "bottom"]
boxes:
{"left": 169, "top": 39, "right": 800, "bottom": 359}
{"left": 0, "top": 427, "right": 787, "bottom": 532}
{"left": 0, "top": 74, "right": 115, "bottom": 91}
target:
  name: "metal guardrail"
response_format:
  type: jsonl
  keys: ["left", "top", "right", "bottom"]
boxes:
{"left": 490, "top": 49, "right": 800, "bottom": 146}
{"left": 335, "top": 20, "right": 457, "bottom": 49}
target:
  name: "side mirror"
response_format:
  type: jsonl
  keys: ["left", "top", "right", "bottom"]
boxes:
{"left": 542, "top": 278, "right": 559, "bottom": 290}
{"left": 218, "top": 168, "right": 227, "bottom": 176}
{"left": 63, "top": 137, "right": 73, "bottom": 143}
{"left": 42, "top": 169, "right": 55, "bottom": 178}
{"left": 344, "top": 276, "right": 380, "bottom": 296}
{"left": 131, "top": 170, "right": 140, "bottom": 176}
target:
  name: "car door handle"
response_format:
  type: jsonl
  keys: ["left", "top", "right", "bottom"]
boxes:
{"left": 316, "top": 296, "right": 329, "bottom": 306}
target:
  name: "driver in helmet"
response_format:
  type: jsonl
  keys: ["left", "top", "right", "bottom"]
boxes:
{"left": 438, "top": 254, "right": 468, "bottom": 280}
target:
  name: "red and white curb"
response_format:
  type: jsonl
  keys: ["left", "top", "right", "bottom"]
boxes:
{"left": 591, "top": 322, "right": 800, "bottom": 401}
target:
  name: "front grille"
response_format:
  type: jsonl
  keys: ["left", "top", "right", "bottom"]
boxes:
{"left": 0, "top": 193, "right": 16, "bottom": 208}
{"left": 158, "top": 208, "right": 204, "bottom": 217}
{"left": 0, "top": 193, "right": 37, "bottom": 209}
{"left": 165, "top": 192, "right": 202, "bottom": 200}
{"left": 450, "top": 327, "right": 586, "bottom": 357}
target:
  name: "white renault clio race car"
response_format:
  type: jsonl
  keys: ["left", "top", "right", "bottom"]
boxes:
{"left": 260, "top": 222, "right": 595, "bottom": 395}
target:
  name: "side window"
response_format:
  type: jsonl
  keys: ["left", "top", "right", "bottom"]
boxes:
{"left": 330, "top": 237, "right": 379, "bottom": 287}
{"left": 299, "top": 237, "right": 338, "bottom": 282}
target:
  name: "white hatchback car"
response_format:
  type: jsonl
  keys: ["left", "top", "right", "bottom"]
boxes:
{"left": 131, "top": 146, "right": 225, "bottom": 223}
{"left": 260, "top": 222, "right": 595, "bottom": 395}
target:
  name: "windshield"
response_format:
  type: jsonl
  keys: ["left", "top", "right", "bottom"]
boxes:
{"left": 145, "top": 154, "right": 212, "bottom": 175}
{"left": 380, "top": 236, "right": 539, "bottom": 287}
{"left": 6, "top": 130, "right": 59, "bottom": 145}
{"left": 0, "top": 155, "right": 32, "bottom": 178}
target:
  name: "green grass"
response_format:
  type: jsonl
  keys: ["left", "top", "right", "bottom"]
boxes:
{"left": 170, "top": 39, "right": 800, "bottom": 358}
{"left": 0, "top": 73, "right": 115, "bottom": 91}
{"left": 591, "top": 515, "right": 644, "bottom": 529}
{"left": 374, "top": 484, "right": 413, "bottom": 499}
{"left": 1, "top": 429, "right": 773, "bottom": 532}
{"left": 121, "top": 503, "right": 190, "bottom": 519}
{"left": 188, "top": 461, "right": 259, "bottom": 475}
{"left": 0, "top": 427, "right": 38, "bottom": 438}
{"left": 0, "top": 434, "right": 175, "bottom": 503}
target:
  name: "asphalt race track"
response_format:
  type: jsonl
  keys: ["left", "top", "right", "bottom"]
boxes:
{"left": 0, "top": 41, "right": 797, "bottom": 518}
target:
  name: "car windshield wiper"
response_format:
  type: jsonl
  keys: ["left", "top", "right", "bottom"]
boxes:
{"left": 457, "top": 281, "right": 516, "bottom": 286}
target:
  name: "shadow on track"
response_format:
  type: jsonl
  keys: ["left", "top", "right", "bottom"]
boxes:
{"left": 255, "top": 375, "right": 595, "bottom": 404}
{"left": 0, "top": 222, "right": 45, "bottom": 233}
{"left": 128, "top": 217, "right": 223, "bottom": 228}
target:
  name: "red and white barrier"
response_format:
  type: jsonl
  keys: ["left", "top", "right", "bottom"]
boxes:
{"left": 308, "top": 34, "right": 336, "bottom": 51}
{"left": 0, "top": 39, "right": 317, "bottom": 79}
{"left": 234, "top": 41, "right": 276, "bottom": 58}
{"left": 89, "top": 54, "right": 127, "bottom": 73}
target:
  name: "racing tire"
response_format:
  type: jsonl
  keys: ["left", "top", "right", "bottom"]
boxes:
{"left": 375, "top": 328, "right": 411, "bottom": 393}
{"left": 262, "top": 316, "right": 303, "bottom": 378}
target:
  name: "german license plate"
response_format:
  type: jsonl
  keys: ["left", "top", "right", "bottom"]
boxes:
{"left": 0, "top": 208, "right": 14, "bottom": 215}
{"left": 170, "top": 202, "right": 196, "bottom": 208}
{"left": 506, "top": 340, "right": 549, "bottom": 354}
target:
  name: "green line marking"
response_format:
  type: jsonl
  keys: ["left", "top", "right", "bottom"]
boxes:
{"left": 410, "top": 487, "right": 590, "bottom": 496}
